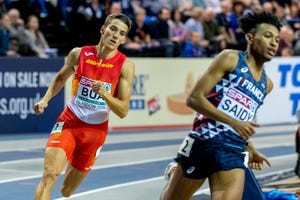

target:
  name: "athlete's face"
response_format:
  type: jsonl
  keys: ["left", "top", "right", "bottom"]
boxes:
{"left": 249, "top": 23, "right": 280, "bottom": 61}
{"left": 101, "top": 19, "right": 128, "bottom": 50}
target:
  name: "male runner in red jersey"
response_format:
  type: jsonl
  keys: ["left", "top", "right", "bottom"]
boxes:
{"left": 33, "top": 13, "right": 134, "bottom": 200}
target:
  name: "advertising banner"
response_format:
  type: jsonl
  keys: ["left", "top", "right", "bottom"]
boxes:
{"left": 256, "top": 57, "right": 300, "bottom": 124}
{"left": 0, "top": 58, "right": 64, "bottom": 133}
{"left": 109, "top": 57, "right": 300, "bottom": 130}
{"left": 1, "top": 56, "right": 297, "bottom": 133}
{"left": 109, "top": 58, "right": 213, "bottom": 130}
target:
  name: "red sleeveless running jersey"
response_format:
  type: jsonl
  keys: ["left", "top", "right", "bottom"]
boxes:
{"left": 68, "top": 46, "right": 127, "bottom": 124}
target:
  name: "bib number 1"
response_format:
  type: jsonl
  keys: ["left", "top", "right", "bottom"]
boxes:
{"left": 178, "top": 136, "right": 195, "bottom": 157}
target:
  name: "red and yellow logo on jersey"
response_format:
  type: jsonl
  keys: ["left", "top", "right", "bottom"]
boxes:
{"left": 85, "top": 59, "right": 114, "bottom": 68}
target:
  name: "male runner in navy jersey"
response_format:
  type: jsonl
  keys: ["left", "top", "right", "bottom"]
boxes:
{"left": 160, "top": 11, "right": 282, "bottom": 200}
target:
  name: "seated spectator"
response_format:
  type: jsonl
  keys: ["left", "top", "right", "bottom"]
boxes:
{"left": 126, "top": 8, "right": 158, "bottom": 48}
{"left": 0, "top": 14, "right": 18, "bottom": 57}
{"left": 228, "top": 0, "right": 247, "bottom": 51}
{"left": 109, "top": 1, "right": 122, "bottom": 14}
{"left": 184, "top": 7, "right": 209, "bottom": 54}
{"left": 215, "top": 1, "right": 237, "bottom": 49}
{"left": 181, "top": 31, "right": 207, "bottom": 57}
{"left": 286, "top": 0, "right": 300, "bottom": 32}
{"left": 276, "top": 25, "right": 295, "bottom": 56}
{"left": 122, "top": 7, "right": 162, "bottom": 56}
{"left": 67, "top": 0, "right": 107, "bottom": 46}
{"left": 7, "top": 8, "right": 24, "bottom": 38}
{"left": 83, "top": 0, "right": 107, "bottom": 44}
{"left": 24, "top": 15, "right": 51, "bottom": 58}
{"left": 149, "top": 7, "right": 170, "bottom": 40}
{"left": 169, "top": 8, "right": 186, "bottom": 43}
{"left": 202, "top": 7, "right": 226, "bottom": 56}
{"left": 272, "top": 0, "right": 289, "bottom": 26}
{"left": 7, "top": 8, "right": 30, "bottom": 56}
{"left": 110, "top": 0, "right": 135, "bottom": 21}
{"left": 184, "top": 7, "right": 205, "bottom": 39}
{"left": 149, "top": 7, "right": 175, "bottom": 57}
{"left": 168, "top": 8, "right": 186, "bottom": 56}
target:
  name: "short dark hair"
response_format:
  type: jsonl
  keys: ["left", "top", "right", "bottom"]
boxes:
{"left": 239, "top": 11, "right": 282, "bottom": 34}
{"left": 104, "top": 13, "right": 132, "bottom": 32}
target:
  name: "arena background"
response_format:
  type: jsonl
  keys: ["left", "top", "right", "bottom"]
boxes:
{"left": 0, "top": 56, "right": 299, "bottom": 134}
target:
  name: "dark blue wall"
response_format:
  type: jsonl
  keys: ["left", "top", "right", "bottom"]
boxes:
{"left": 0, "top": 57, "right": 65, "bottom": 133}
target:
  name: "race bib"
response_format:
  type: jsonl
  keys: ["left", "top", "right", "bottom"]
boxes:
{"left": 50, "top": 122, "right": 64, "bottom": 138}
{"left": 74, "top": 76, "right": 111, "bottom": 110}
{"left": 51, "top": 122, "right": 64, "bottom": 133}
{"left": 178, "top": 136, "right": 195, "bottom": 157}
{"left": 218, "top": 87, "right": 258, "bottom": 121}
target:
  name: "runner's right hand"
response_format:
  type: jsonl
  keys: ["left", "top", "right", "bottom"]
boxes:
{"left": 34, "top": 100, "right": 48, "bottom": 115}
{"left": 230, "top": 120, "right": 260, "bottom": 140}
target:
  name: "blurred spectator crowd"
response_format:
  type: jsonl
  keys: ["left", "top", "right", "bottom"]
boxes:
{"left": 0, "top": 0, "right": 299, "bottom": 58}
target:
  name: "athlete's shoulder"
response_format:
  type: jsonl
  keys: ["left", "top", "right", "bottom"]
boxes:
{"left": 122, "top": 58, "right": 135, "bottom": 70}
{"left": 119, "top": 57, "right": 134, "bottom": 78}
{"left": 69, "top": 47, "right": 82, "bottom": 56}
{"left": 81, "top": 45, "right": 96, "bottom": 51}
{"left": 212, "top": 49, "right": 239, "bottom": 72}
{"left": 218, "top": 49, "right": 239, "bottom": 60}
{"left": 65, "top": 47, "right": 81, "bottom": 66}
{"left": 114, "top": 51, "right": 132, "bottom": 68}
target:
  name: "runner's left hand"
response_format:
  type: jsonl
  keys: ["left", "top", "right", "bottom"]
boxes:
{"left": 248, "top": 150, "right": 271, "bottom": 170}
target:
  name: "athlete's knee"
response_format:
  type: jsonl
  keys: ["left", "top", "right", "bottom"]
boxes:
{"left": 60, "top": 184, "right": 74, "bottom": 197}
{"left": 160, "top": 191, "right": 168, "bottom": 200}
{"left": 42, "top": 167, "right": 61, "bottom": 183}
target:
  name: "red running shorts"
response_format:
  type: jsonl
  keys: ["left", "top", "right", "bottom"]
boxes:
{"left": 46, "top": 107, "right": 108, "bottom": 173}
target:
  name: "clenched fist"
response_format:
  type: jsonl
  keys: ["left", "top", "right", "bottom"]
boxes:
{"left": 34, "top": 100, "right": 48, "bottom": 115}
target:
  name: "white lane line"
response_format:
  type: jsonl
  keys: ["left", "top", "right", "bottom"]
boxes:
{"left": 0, "top": 158, "right": 43, "bottom": 165}
{"left": 0, "top": 175, "right": 42, "bottom": 184}
{"left": 0, "top": 153, "right": 296, "bottom": 184}
{"left": 0, "top": 156, "right": 173, "bottom": 184}
{"left": 54, "top": 176, "right": 164, "bottom": 200}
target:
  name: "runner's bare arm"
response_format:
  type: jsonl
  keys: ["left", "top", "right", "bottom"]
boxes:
{"left": 187, "top": 50, "right": 237, "bottom": 120}
{"left": 34, "top": 47, "right": 81, "bottom": 115}
{"left": 266, "top": 76, "right": 274, "bottom": 94}
{"left": 186, "top": 49, "right": 259, "bottom": 139}
{"left": 93, "top": 58, "right": 135, "bottom": 118}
